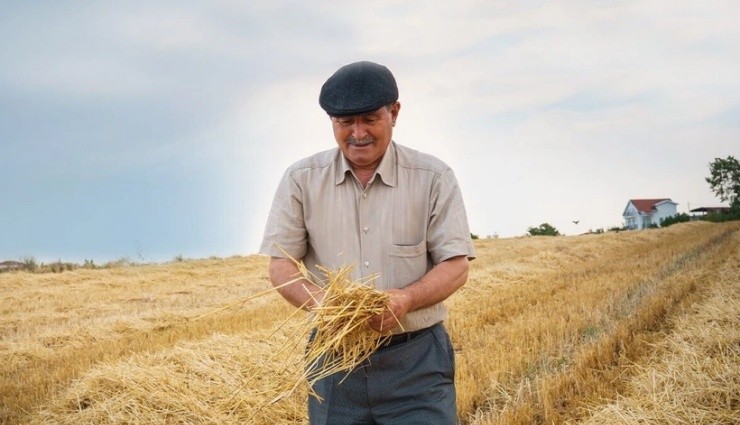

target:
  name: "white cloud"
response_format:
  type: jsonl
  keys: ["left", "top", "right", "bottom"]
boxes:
{"left": 1, "top": 1, "right": 738, "bottom": 260}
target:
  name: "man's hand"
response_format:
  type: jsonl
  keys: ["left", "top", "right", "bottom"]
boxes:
{"left": 366, "top": 255, "right": 469, "bottom": 333}
{"left": 368, "top": 289, "right": 412, "bottom": 332}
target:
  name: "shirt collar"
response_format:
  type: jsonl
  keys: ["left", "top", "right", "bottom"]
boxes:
{"left": 335, "top": 142, "right": 398, "bottom": 187}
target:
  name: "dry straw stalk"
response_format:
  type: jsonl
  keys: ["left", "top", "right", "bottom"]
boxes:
{"left": 301, "top": 264, "right": 399, "bottom": 388}
{"left": 203, "top": 255, "right": 401, "bottom": 412}
{"left": 267, "top": 259, "right": 401, "bottom": 402}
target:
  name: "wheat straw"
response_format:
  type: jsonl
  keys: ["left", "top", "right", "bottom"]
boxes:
{"left": 262, "top": 261, "right": 401, "bottom": 404}
{"left": 301, "top": 264, "right": 398, "bottom": 387}
{"left": 8, "top": 221, "right": 738, "bottom": 425}
{"left": 212, "top": 256, "right": 402, "bottom": 415}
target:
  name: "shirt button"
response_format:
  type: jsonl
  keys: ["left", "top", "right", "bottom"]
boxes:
{"left": 361, "top": 192, "right": 368, "bottom": 199}
{"left": 363, "top": 226, "right": 369, "bottom": 233}
{"left": 364, "top": 261, "right": 370, "bottom": 267}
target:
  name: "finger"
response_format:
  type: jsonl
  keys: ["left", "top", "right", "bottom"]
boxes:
{"left": 370, "top": 313, "right": 392, "bottom": 332}
{"left": 368, "top": 313, "right": 384, "bottom": 331}
{"left": 379, "top": 315, "right": 398, "bottom": 332}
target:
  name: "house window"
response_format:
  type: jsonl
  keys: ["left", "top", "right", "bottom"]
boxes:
{"left": 626, "top": 216, "right": 636, "bottom": 229}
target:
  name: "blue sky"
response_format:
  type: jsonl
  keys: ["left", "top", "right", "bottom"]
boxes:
{"left": 1, "top": 1, "right": 738, "bottom": 263}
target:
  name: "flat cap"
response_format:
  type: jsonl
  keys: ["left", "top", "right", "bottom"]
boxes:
{"left": 319, "top": 61, "right": 398, "bottom": 116}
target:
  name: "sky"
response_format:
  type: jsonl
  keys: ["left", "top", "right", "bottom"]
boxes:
{"left": 1, "top": 1, "right": 738, "bottom": 264}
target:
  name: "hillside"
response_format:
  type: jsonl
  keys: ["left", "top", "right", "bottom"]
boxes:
{"left": 1, "top": 221, "right": 738, "bottom": 424}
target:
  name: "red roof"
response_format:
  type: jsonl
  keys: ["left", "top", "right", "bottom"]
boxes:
{"left": 629, "top": 199, "right": 672, "bottom": 213}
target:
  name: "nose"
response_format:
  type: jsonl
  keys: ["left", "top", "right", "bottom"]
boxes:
{"left": 350, "top": 121, "right": 368, "bottom": 139}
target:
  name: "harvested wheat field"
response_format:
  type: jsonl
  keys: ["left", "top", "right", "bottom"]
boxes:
{"left": 1, "top": 221, "right": 738, "bottom": 424}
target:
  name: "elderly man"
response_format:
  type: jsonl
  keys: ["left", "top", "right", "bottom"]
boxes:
{"left": 260, "top": 61, "right": 475, "bottom": 424}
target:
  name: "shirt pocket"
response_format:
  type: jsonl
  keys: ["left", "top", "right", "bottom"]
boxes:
{"left": 388, "top": 240, "right": 428, "bottom": 286}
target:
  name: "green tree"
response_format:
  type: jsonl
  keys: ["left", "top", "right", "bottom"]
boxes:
{"left": 527, "top": 222, "right": 561, "bottom": 236}
{"left": 706, "top": 156, "right": 740, "bottom": 210}
{"left": 660, "top": 212, "right": 691, "bottom": 227}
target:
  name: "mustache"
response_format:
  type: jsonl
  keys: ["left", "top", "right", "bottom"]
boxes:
{"left": 346, "top": 136, "right": 376, "bottom": 146}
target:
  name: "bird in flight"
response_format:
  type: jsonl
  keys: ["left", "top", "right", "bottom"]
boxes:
{"left": 572, "top": 220, "right": 580, "bottom": 225}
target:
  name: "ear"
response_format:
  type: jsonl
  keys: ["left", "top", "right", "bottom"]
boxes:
{"left": 390, "top": 101, "right": 401, "bottom": 124}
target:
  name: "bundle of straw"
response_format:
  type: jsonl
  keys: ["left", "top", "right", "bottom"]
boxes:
{"left": 301, "top": 264, "right": 399, "bottom": 387}
{"left": 266, "top": 261, "right": 402, "bottom": 403}
{"left": 194, "top": 257, "right": 402, "bottom": 410}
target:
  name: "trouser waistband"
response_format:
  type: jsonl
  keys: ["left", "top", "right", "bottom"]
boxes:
{"left": 379, "top": 323, "right": 441, "bottom": 349}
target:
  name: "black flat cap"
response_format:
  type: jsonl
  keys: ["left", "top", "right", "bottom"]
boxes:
{"left": 319, "top": 61, "right": 398, "bottom": 116}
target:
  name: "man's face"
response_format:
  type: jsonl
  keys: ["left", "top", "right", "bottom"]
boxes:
{"left": 331, "top": 102, "right": 400, "bottom": 171}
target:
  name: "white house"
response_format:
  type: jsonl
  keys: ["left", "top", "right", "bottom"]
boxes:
{"left": 623, "top": 198, "right": 678, "bottom": 230}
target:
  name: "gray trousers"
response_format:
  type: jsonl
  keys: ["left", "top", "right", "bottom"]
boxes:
{"left": 308, "top": 323, "right": 457, "bottom": 425}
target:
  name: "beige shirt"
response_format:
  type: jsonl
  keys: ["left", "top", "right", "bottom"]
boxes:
{"left": 260, "top": 142, "right": 476, "bottom": 332}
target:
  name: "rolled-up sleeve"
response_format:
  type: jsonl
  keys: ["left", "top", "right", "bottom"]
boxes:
{"left": 427, "top": 168, "right": 476, "bottom": 264}
{"left": 259, "top": 169, "right": 308, "bottom": 259}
